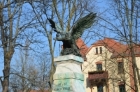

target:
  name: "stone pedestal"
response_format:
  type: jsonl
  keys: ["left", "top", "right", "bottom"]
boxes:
{"left": 52, "top": 54, "right": 85, "bottom": 92}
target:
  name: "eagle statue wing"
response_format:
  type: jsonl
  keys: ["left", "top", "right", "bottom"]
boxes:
{"left": 47, "top": 18, "right": 60, "bottom": 33}
{"left": 71, "top": 13, "right": 96, "bottom": 40}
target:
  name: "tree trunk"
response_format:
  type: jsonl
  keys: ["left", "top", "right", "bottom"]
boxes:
{"left": 48, "top": 64, "right": 56, "bottom": 92}
{"left": 2, "top": 61, "right": 10, "bottom": 92}
{"left": 2, "top": 49, "right": 14, "bottom": 92}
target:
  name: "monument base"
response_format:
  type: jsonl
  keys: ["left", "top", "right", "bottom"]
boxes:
{"left": 52, "top": 55, "right": 85, "bottom": 92}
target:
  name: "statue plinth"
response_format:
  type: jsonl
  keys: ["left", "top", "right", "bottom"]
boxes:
{"left": 52, "top": 54, "right": 85, "bottom": 92}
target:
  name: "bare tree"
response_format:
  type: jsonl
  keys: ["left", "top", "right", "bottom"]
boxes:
{"left": 8, "top": 35, "right": 50, "bottom": 92}
{"left": 36, "top": 52, "right": 51, "bottom": 91}
{"left": 10, "top": 53, "right": 40, "bottom": 92}
{"left": 97, "top": 0, "right": 140, "bottom": 92}
{"left": 29, "top": 0, "right": 96, "bottom": 92}
{"left": 0, "top": 0, "right": 97, "bottom": 92}
{"left": 0, "top": 1, "right": 39, "bottom": 92}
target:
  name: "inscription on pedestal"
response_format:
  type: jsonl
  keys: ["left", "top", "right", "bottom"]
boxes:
{"left": 53, "top": 79, "right": 71, "bottom": 92}
{"left": 53, "top": 55, "right": 85, "bottom": 92}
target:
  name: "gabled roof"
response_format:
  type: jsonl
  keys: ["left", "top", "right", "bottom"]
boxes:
{"left": 93, "top": 38, "right": 126, "bottom": 52}
{"left": 86, "top": 38, "right": 140, "bottom": 58}
{"left": 112, "top": 45, "right": 140, "bottom": 58}
{"left": 86, "top": 38, "right": 126, "bottom": 54}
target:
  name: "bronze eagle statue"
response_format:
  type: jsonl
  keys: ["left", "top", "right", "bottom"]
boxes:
{"left": 48, "top": 13, "right": 96, "bottom": 57}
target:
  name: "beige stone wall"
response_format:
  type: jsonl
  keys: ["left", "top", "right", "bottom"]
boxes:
{"left": 135, "top": 57, "right": 140, "bottom": 91}
{"left": 82, "top": 45, "right": 137, "bottom": 92}
{"left": 107, "top": 57, "right": 132, "bottom": 92}
{"left": 82, "top": 46, "right": 112, "bottom": 92}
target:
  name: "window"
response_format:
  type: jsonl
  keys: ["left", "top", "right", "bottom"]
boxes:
{"left": 97, "top": 64, "right": 102, "bottom": 71}
{"left": 118, "top": 62, "right": 124, "bottom": 74}
{"left": 100, "top": 47, "right": 102, "bottom": 54}
{"left": 95, "top": 47, "right": 102, "bottom": 54}
{"left": 96, "top": 47, "right": 98, "bottom": 54}
{"left": 97, "top": 85, "right": 103, "bottom": 92}
{"left": 119, "top": 84, "right": 125, "bottom": 92}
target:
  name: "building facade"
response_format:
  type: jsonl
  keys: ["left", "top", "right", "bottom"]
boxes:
{"left": 82, "top": 38, "right": 140, "bottom": 92}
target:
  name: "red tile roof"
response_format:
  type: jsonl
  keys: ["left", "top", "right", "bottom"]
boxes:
{"left": 76, "top": 38, "right": 89, "bottom": 57}
{"left": 94, "top": 38, "right": 126, "bottom": 52}
{"left": 87, "top": 38, "right": 140, "bottom": 58}
{"left": 118, "top": 45, "right": 140, "bottom": 57}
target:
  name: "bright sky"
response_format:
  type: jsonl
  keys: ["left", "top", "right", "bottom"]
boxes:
{"left": 0, "top": 0, "right": 109, "bottom": 77}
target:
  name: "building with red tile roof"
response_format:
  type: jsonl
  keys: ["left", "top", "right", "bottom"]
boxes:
{"left": 17, "top": 38, "right": 139, "bottom": 92}
{"left": 82, "top": 38, "right": 140, "bottom": 92}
